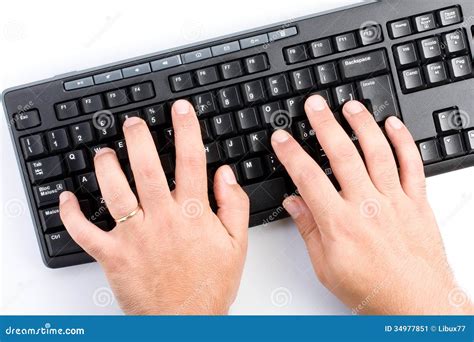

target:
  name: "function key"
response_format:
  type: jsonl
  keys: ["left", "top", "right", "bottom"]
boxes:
{"left": 418, "top": 139, "right": 442, "bottom": 164}
{"left": 358, "top": 24, "right": 383, "bottom": 46}
{"left": 55, "top": 101, "right": 80, "bottom": 120}
{"left": 438, "top": 7, "right": 462, "bottom": 26}
{"left": 424, "top": 61, "right": 448, "bottom": 86}
{"left": 195, "top": 66, "right": 220, "bottom": 86}
{"left": 394, "top": 43, "right": 418, "bottom": 67}
{"left": 220, "top": 60, "right": 244, "bottom": 80}
{"left": 105, "top": 88, "right": 129, "bottom": 107}
{"left": 151, "top": 55, "right": 182, "bottom": 71}
{"left": 181, "top": 48, "right": 212, "bottom": 64}
{"left": 334, "top": 32, "right": 358, "bottom": 52}
{"left": 268, "top": 27, "right": 297, "bottom": 42}
{"left": 64, "top": 76, "right": 94, "bottom": 90}
{"left": 21, "top": 134, "right": 46, "bottom": 160}
{"left": 130, "top": 82, "right": 155, "bottom": 102}
{"left": 441, "top": 133, "right": 465, "bottom": 159}
{"left": 443, "top": 31, "right": 468, "bottom": 55}
{"left": 389, "top": 19, "right": 412, "bottom": 39}
{"left": 448, "top": 56, "right": 472, "bottom": 80}
{"left": 81, "top": 95, "right": 104, "bottom": 114}
{"left": 414, "top": 13, "right": 437, "bottom": 32}
{"left": 94, "top": 70, "right": 123, "bottom": 84}
{"left": 401, "top": 68, "right": 425, "bottom": 92}
{"left": 284, "top": 45, "right": 309, "bottom": 64}
{"left": 169, "top": 72, "right": 194, "bottom": 92}
{"left": 14, "top": 109, "right": 41, "bottom": 130}
{"left": 211, "top": 41, "right": 240, "bottom": 56}
{"left": 240, "top": 34, "right": 269, "bottom": 49}
{"left": 122, "top": 63, "right": 151, "bottom": 78}
{"left": 310, "top": 38, "right": 333, "bottom": 58}
{"left": 244, "top": 55, "right": 269, "bottom": 74}
{"left": 418, "top": 37, "right": 442, "bottom": 62}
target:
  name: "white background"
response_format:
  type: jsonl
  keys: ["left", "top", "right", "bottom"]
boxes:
{"left": 1, "top": 0, "right": 473, "bottom": 315}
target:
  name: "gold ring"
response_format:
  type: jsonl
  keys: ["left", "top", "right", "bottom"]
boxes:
{"left": 114, "top": 204, "right": 142, "bottom": 223}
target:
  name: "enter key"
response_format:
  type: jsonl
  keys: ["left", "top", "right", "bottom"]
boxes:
{"left": 358, "top": 75, "right": 400, "bottom": 123}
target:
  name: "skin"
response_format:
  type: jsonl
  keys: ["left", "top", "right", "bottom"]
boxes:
{"left": 59, "top": 96, "right": 474, "bottom": 315}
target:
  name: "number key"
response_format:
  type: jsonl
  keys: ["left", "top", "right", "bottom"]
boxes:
{"left": 46, "top": 128, "right": 70, "bottom": 152}
{"left": 70, "top": 122, "right": 94, "bottom": 147}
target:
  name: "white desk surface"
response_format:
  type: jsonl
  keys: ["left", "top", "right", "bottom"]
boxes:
{"left": 1, "top": 0, "right": 473, "bottom": 315}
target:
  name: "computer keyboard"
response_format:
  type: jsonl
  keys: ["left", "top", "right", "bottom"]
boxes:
{"left": 3, "top": 0, "right": 474, "bottom": 268}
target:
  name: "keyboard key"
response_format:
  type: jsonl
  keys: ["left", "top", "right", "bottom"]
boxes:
{"left": 268, "top": 27, "right": 297, "bottom": 41}
{"left": 211, "top": 41, "right": 240, "bottom": 56}
{"left": 240, "top": 34, "right": 268, "bottom": 49}
{"left": 424, "top": 62, "right": 448, "bottom": 85}
{"left": 394, "top": 43, "right": 418, "bottom": 67}
{"left": 46, "top": 230, "right": 82, "bottom": 256}
{"left": 310, "top": 39, "right": 333, "bottom": 58}
{"left": 70, "top": 122, "right": 94, "bottom": 147}
{"left": 119, "top": 111, "right": 141, "bottom": 125}
{"left": 224, "top": 136, "right": 248, "bottom": 159}
{"left": 438, "top": 7, "right": 462, "bottom": 26}
{"left": 434, "top": 108, "right": 461, "bottom": 132}
{"left": 199, "top": 119, "right": 213, "bottom": 141}
{"left": 105, "top": 89, "right": 129, "bottom": 107}
{"left": 415, "top": 13, "right": 437, "bottom": 32}
{"left": 14, "top": 110, "right": 41, "bottom": 130}
{"left": 220, "top": 60, "right": 244, "bottom": 80}
{"left": 94, "top": 70, "right": 123, "bottom": 84}
{"left": 39, "top": 206, "right": 62, "bottom": 233}
{"left": 265, "top": 154, "right": 282, "bottom": 173}
{"left": 243, "top": 177, "right": 288, "bottom": 214}
{"left": 244, "top": 55, "right": 269, "bottom": 74}
{"left": 443, "top": 31, "right": 468, "bottom": 55}
{"left": 284, "top": 45, "right": 309, "bottom": 64}
{"left": 181, "top": 48, "right": 212, "bottom": 64}
{"left": 114, "top": 139, "right": 128, "bottom": 160}
{"left": 315, "top": 62, "right": 339, "bottom": 86}
{"left": 236, "top": 108, "right": 261, "bottom": 131}
{"left": 65, "top": 150, "right": 88, "bottom": 173}
{"left": 160, "top": 154, "right": 174, "bottom": 175}
{"left": 144, "top": 104, "right": 166, "bottom": 126}
{"left": 33, "top": 178, "right": 72, "bottom": 207}
{"left": 212, "top": 113, "right": 236, "bottom": 137}
{"left": 122, "top": 63, "right": 151, "bottom": 78}
{"left": 241, "top": 157, "right": 264, "bottom": 181}
{"left": 196, "top": 66, "right": 220, "bottom": 86}
{"left": 359, "top": 25, "right": 383, "bottom": 46}
{"left": 284, "top": 96, "right": 306, "bottom": 118}
{"left": 77, "top": 172, "right": 99, "bottom": 193}
{"left": 334, "top": 83, "right": 356, "bottom": 107}
{"left": 21, "top": 134, "right": 46, "bottom": 160}
{"left": 358, "top": 75, "right": 399, "bottom": 123}
{"left": 260, "top": 101, "right": 282, "bottom": 126}
{"left": 311, "top": 89, "right": 333, "bottom": 110}
{"left": 334, "top": 32, "right": 358, "bottom": 52}
{"left": 448, "top": 56, "right": 472, "bottom": 79}
{"left": 465, "top": 130, "right": 474, "bottom": 153}
{"left": 193, "top": 92, "right": 218, "bottom": 116}
{"left": 46, "top": 129, "right": 70, "bottom": 153}
{"left": 340, "top": 50, "right": 389, "bottom": 80}
{"left": 290, "top": 68, "right": 315, "bottom": 92}
{"left": 418, "top": 37, "right": 442, "bottom": 61}
{"left": 441, "top": 134, "right": 465, "bottom": 158}
{"left": 130, "top": 82, "right": 155, "bottom": 102}
{"left": 401, "top": 68, "right": 425, "bottom": 92}
{"left": 81, "top": 95, "right": 104, "bottom": 114}
{"left": 170, "top": 73, "right": 194, "bottom": 92}
{"left": 267, "top": 74, "right": 291, "bottom": 98}
{"left": 205, "top": 142, "right": 224, "bottom": 164}
{"left": 64, "top": 77, "right": 94, "bottom": 90}
{"left": 247, "top": 130, "right": 270, "bottom": 153}
{"left": 27, "top": 156, "right": 63, "bottom": 183}
{"left": 151, "top": 55, "right": 182, "bottom": 71}
{"left": 217, "top": 86, "right": 243, "bottom": 111}
{"left": 389, "top": 19, "right": 412, "bottom": 38}
{"left": 56, "top": 101, "right": 79, "bottom": 120}
{"left": 418, "top": 139, "right": 442, "bottom": 164}
{"left": 242, "top": 80, "right": 267, "bottom": 104}
{"left": 296, "top": 120, "right": 316, "bottom": 141}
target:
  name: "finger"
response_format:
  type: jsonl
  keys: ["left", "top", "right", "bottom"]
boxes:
{"left": 305, "top": 95, "right": 374, "bottom": 195}
{"left": 385, "top": 116, "right": 427, "bottom": 199}
{"left": 59, "top": 191, "right": 114, "bottom": 262}
{"left": 123, "top": 117, "right": 172, "bottom": 212}
{"left": 271, "top": 129, "right": 342, "bottom": 222}
{"left": 172, "top": 100, "right": 208, "bottom": 202}
{"left": 94, "top": 148, "right": 138, "bottom": 220}
{"left": 214, "top": 165, "right": 249, "bottom": 246}
{"left": 342, "top": 101, "right": 402, "bottom": 195}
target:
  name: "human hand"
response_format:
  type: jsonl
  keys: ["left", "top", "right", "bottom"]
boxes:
{"left": 272, "top": 95, "right": 474, "bottom": 315}
{"left": 59, "top": 100, "right": 249, "bottom": 315}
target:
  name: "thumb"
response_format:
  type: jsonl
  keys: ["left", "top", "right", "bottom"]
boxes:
{"left": 213, "top": 165, "right": 249, "bottom": 246}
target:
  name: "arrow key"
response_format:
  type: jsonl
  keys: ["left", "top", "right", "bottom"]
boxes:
{"left": 441, "top": 133, "right": 465, "bottom": 159}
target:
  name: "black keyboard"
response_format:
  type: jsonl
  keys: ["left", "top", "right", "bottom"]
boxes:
{"left": 3, "top": 0, "right": 474, "bottom": 268}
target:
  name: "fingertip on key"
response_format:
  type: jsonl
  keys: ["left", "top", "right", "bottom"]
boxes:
{"left": 306, "top": 95, "right": 327, "bottom": 112}
{"left": 272, "top": 129, "right": 290, "bottom": 143}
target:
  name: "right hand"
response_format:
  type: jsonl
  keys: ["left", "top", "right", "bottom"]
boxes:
{"left": 271, "top": 95, "right": 474, "bottom": 314}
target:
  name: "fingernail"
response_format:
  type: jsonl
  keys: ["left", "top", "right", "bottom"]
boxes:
{"left": 174, "top": 100, "right": 190, "bottom": 115}
{"left": 344, "top": 101, "right": 364, "bottom": 115}
{"left": 59, "top": 191, "right": 72, "bottom": 204}
{"left": 283, "top": 197, "right": 302, "bottom": 218}
{"left": 123, "top": 116, "right": 142, "bottom": 128}
{"left": 221, "top": 166, "right": 237, "bottom": 185}
{"left": 272, "top": 129, "right": 290, "bottom": 143}
{"left": 307, "top": 95, "right": 327, "bottom": 112}
{"left": 94, "top": 147, "right": 114, "bottom": 157}
{"left": 387, "top": 116, "right": 403, "bottom": 130}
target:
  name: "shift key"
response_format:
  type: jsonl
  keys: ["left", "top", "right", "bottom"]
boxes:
{"left": 340, "top": 50, "right": 389, "bottom": 80}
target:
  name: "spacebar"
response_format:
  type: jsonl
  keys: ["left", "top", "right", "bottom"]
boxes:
{"left": 243, "top": 178, "right": 288, "bottom": 214}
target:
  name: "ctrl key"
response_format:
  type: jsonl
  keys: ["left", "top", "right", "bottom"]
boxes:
{"left": 46, "top": 230, "right": 82, "bottom": 257}
{"left": 418, "top": 139, "right": 442, "bottom": 164}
